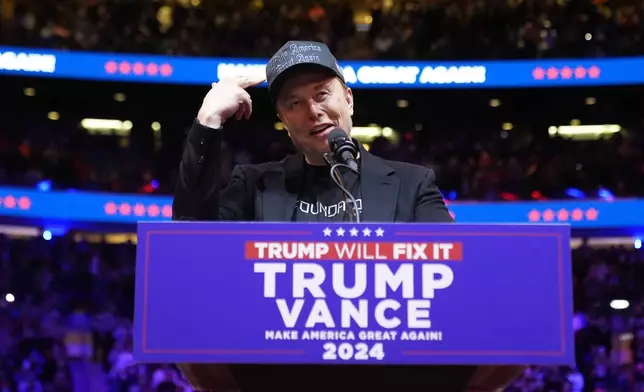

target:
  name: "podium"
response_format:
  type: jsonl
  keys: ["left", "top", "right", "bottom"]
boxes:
{"left": 133, "top": 222, "right": 574, "bottom": 392}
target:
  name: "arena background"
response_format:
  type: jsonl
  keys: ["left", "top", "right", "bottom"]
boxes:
{"left": 1, "top": 0, "right": 644, "bottom": 391}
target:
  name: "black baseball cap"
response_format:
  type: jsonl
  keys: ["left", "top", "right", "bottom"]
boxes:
{"left": 266, "top": 41, "right": 345, "bottom": 102}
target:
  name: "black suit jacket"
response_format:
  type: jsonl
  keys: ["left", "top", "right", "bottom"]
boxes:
{"left": 173, "top": 120, "right": 453, "bottom": 223}
{"left": 171, "top": 121, "right": 488, "bottom": 392}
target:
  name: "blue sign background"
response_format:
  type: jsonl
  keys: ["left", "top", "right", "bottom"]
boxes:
{"left": 2, "top": 45, "right": 644, "bottom": 88}
{"left": 133, "top": 221, "right": 574, "bottom": 366}
{"left": 1, "top": 186, "right": 643, "bottom": 229}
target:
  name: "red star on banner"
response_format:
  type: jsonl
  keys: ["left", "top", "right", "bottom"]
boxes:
{"left": 560, "top": 67, "right": 573, "bottom": 79}
{"left": 162, "top": 205, "right": 173, "bottom": 218}
{"left": 3, "top": 195, "right": 16, "bottom": 209}
{"left": 160, "top": 64, "right": 173, "bottom": 77}
{"left": 132, "top": 62, "right": 145, "bottom": 75}
{"left": 528, "top": 209, "right": 541, "bottom": 221}
{"left": 532, "top": 67, "right": 545, "bottom": 80}
{"left": 546, "top": 67, "right": 559, "bottom": 79}
{"left": 133, "top": 204, "right": 146, "bottom": 216}
{"left": 119, "top": 203, "right": 131, "bottom": 215}
{"left": 575, "top": 66, "right": 586, "bottom": 79}
{"left": 119, "top": 62, "right": 131, "bottom": 74}
{"left": 543, "top": 209, "right": 555, "bottom": 221}
{"left": 148, "top": 205, "right": 160, "bottom": 217}
{"left": 105, "top": 202, "right": 117, "bottom": 215}
{"left": 18, "top": 197, "right": 31, "bottom": 210}
{"left": 571, "top": 208, "right": 584, "bottom": 221}
{"left": 557, "top": 209, "right": 569, "bottom": 221}
{"left": 586, "top": 208, "right": 599, "bottom": 220}
{"left": 588, "top": 66, "right": 601, "bottom": 79}
{"left": 105, "top": 61, "right": 118, "bottom": 74}
{"left": 147, "top": 63, "right": 158, "bottom": 76}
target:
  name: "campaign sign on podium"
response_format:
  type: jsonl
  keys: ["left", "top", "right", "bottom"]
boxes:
{"left": 133, "top": 222, "right": 574, "bottom": 366}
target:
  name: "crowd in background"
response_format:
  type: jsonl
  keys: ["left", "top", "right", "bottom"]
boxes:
{"left": 1, "top": 0, "right": 644, "bottom": 60}
{"left": 1, "top": 121, "right": 643, "bottom": 201}
{"left": 0, "top": 236, "right": 643, "bottom": 391}
{"left": 0, "top": 235, "right": 196, "bottom": 392}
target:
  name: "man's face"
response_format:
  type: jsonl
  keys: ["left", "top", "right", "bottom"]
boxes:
{"left": 275, "top": 70, "right": 354, "bottom": 165}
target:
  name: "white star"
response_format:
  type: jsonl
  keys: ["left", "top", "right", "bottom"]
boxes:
{"left": 323, "top": 227, "right": 332, "bottom": 237}
{"left": 336, "top": 228, "right": 345, "bottom": 236}
{"left": 362, "top": 228, "right": 372, "bottom": 237}
{"left": 375, "top": 228, "right": 385, "bottom": 237}
{"left": 349, "top": 228, "right": 359, "bottom": 237}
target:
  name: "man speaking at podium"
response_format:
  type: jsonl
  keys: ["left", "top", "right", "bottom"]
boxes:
{"left": 172, "top": 41, "right": 523, "bottom": 392}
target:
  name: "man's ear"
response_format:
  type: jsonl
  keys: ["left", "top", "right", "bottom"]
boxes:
{"left": 276, "top": 111, "right": 291, "bottom": 136}
{"left": 346, "top": 87, "right": 354, "bottom": 116}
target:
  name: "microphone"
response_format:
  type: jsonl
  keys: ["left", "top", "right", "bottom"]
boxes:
{"left": 327, "top": 128, "right": 359, "bottom": 173}
{"left": 326, "top": 128, "right": 361, "bottom": 223}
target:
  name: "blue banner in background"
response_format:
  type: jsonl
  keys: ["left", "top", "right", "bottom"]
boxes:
{"left": 2, "top": 46, "right": 644, "bottom": 88}
{"left": 0, "top": 186, "right": 642, "bottom": 229}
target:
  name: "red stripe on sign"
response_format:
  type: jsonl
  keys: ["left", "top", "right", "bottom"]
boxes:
{"left": 244, "top": 242, "right": 462, "bottom": 261}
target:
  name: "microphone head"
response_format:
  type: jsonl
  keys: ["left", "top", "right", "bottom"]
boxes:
{"left": 327, "top": 127, "right": 358, "bottom": 159}
{"left": 327, "top": 127, "right": 349, "bottom": 146}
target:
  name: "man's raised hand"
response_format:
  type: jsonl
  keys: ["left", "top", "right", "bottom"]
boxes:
{"left": 197, "top": 76, "right": 266, "bottom": 129}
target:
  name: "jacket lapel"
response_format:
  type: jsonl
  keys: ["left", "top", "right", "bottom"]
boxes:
{"left": 260, "top": 154, "right": 304, "bottom": 222}
{"left": 358, "top": 144, "right": 400, "bottom": 223}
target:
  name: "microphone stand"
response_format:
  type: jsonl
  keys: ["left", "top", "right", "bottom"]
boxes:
{"left": 329, "top": 162, "right": 361, "bottom": 223}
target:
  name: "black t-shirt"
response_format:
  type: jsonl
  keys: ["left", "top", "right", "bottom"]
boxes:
{"left": 293, "top": 162, "right": 361, "bottom": 222}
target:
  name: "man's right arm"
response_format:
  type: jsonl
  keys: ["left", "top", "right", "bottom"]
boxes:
{"left": 172, "top": 119, "right": 249, "bottom": 221}
{"left": 172, "top": 76, "right": 264, "bottom": 221}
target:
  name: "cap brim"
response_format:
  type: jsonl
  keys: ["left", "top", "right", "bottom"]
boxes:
{"left": 269, "top": 63, "right": 341, "bottom": 102}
